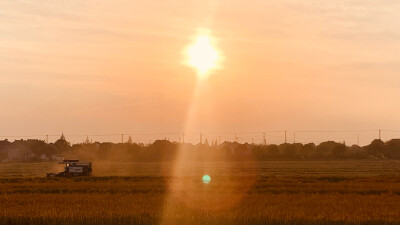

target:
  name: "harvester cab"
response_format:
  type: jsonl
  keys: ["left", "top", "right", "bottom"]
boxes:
{"left": 47, "top": 160, "right": 92, "bottom": 177}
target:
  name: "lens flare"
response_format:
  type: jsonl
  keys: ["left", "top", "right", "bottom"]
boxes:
{"left": 160, "top": 29, "right": 253, "bottom": 222}
{"left": 202, "top": 175, "right": 211, "bottom": 184}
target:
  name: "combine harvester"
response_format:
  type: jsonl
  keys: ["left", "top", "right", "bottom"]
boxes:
{"left": 47, "top": 160, "right": 92, "bottom": 177}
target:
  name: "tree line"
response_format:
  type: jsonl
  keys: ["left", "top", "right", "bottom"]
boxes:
{"left": 2, "top": 136, "right": 400, "bottom": 162}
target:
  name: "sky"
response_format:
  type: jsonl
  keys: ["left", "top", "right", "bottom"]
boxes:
{"left": 1, "top": 0, "right": 400, "bottom": 145}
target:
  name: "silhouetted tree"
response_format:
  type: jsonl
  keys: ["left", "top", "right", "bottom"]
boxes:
{"left": 280, "top": 144, "right": 296, "bottom": 158}
{"left": 0, "top": 152, "right": 7, "bottom": 161}
{"left": 383, "top": 139, "right": 400, "bottom": 159}
{"left": 366, "top": 139, "right": 385, "bottom": 158}
{"left": 55, "top": 138, "right": 71, "bottom": 152}
{"left": 267, "top": 144, "right": 279, "bottom": 157}
{"left": 316, "top": 141, "right": 337, "bottom": 158}
{"left": 300, "top": 143, "right": 316, "bottom": 158}
{"left": 332, "top": 144, "right": 347, "bottom": 158}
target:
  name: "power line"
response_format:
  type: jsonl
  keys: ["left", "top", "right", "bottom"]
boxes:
{"left": 1, "top": 129, "right": 399, "bottom": 145}
{"left": 294, "top": 130, "right": 378, "bottom": 133}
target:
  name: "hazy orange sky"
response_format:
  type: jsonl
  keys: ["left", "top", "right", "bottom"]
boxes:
{"left": 1, "top": 1, "right": 400, "bottom": 144}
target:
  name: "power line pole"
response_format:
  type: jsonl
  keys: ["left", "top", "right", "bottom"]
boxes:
{"left": 234, "top": 133, "right": 237, "bottom": 142}
{"left": 293, "top": 132, "right": 296, "bottom": 143}
{"left": 284, "top": 130, "right": 287, "bottom": 143}
{"left": 263, "top": 132, "right": 266, "bottom": 146}
{"left": 218, "top": 136, "right": 221, "bottom": 145}
{"left": 121, "top": 134, "right": 124, "bottom": 143}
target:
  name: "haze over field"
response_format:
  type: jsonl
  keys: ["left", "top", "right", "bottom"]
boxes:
{"left": 3, "top": 2, "right": 400, "bottom": 225}
{"left": 1, "top": 1, "right": 400, "bottom": 144}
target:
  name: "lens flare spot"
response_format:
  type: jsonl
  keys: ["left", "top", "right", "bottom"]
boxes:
{"left": 202, "top": 175, "right": 211, "bottom": 184}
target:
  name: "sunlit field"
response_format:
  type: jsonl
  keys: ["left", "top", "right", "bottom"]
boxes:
{"left": 1, "top": 161, "right": 400, "bottom": 225}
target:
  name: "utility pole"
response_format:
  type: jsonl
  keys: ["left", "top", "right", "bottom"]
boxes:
{"left": 234, "top": 133, "right": 237, "bottom": 142}
{"left": 218, "top": 136, "right": 221, "bottom": 145}
{"left": 293, "top": 132, "right": 296, "bottom": 143}
{"left": 379, "top": 129, "right": 382, "bottom": 140}
{"left": 121, "top": 134, "right": 124, "bottom": 143}
{"left": 263, "top": 132, "right": 266, "bottom": 146}
{"left": 284, "top": 130, "right": 287, "bottom": 144}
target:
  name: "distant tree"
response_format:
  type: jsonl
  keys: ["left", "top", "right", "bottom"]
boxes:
{"left": 332, "top": 144, "right": 347, "bottom": 158}
{"left": 365, "top": 139, "right": 385, "bottom": 158}
{"left": 267, "top": 144, "right": 279, "bottom": 157}
{"left": 148, "top": 140, "right": 177, "bottom": 161}
{"left": 316, "top": 141, "right": 337, "bottom": 158}
{"left": 348, "top": 144, "right": 367, "bottom": 159}
{"left": 0, "top": 152, "right": 7, "bottom": 161}
{"left": 235, "top": 144, "right": 248, "bottom": 156}
{"left": 221, "top": 145, "right": 232, "bottom": 156}
{"left": 55, "top": 138, "right": 71, "bottom": 152}
{"left": 29, "top": 140, "right": 54, "bottom": 157}
{"left": 98, "top": 142, "right": 112, "bottom": 160}
{"left": 293, "top": 143, "right": 304, "bottom": 156}
{"left": 204, "top": 139, "right": 209, "bottom": 147}
{"left": 384, "top": 139, "right": 400, "bottom": 159}
{"left": 349, "top": 144, "right": 362, "bottom": 152}
{"left": 251, "top": 145, "right": 267, "bottom": 160}
{"left": 300, "top": 143, "right": 316, "bottom": 158}
{"left": 280, "top": 144, "right": 296, "bottom": 158}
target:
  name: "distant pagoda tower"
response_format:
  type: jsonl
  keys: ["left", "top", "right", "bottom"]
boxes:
{"left": 60, "top": 132, "right": 66, "bottom": 140}
{"left": 85, "top": 136, "right": 90, "bottom": 144}
{"left": 127, "top": 136, "right": 133, "bottom": 144}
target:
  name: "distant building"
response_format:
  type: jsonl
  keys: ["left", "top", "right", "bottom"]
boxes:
{"left": 127, "top": 136, "right": 133, "bottom": 144}
{"left": 61, "top": 132, "right": 65, "bottom": 140}
{"left": 24, "top": 153, "right": 36, "bottom": 161}
{"left": 51, "top": 155, "right": 64, "bottom": 161}
{"left": 84, "top": 136, "right": 91, "bottom": 144}
{"left": 40, "top": 153, "right": 48, "bottom": 161}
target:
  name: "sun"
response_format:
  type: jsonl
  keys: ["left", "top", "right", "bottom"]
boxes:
{"left": 184, "top": 31, "right": 221, "bottom": 78}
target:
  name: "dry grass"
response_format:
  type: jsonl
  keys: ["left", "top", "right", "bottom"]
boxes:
{"left": 1, "top": 174, "right": 400, "bottom": 225}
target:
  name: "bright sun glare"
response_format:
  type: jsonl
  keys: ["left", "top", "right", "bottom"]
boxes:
{"left": 185, "top": 31, "right": 221, "bottom": 78}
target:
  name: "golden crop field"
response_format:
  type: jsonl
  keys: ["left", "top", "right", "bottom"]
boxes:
{"left": 1, "top": 161, "right": 400, "bottom": 225}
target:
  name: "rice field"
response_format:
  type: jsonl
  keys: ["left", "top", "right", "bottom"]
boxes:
{"left": 2, "top": 160, "right": 400, "bottom": 178}
{"left": 1, "top": 161, "right": 400, "bottom": 225}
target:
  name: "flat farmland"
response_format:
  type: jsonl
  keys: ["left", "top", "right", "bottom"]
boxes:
{"left": 1, "top": 161, "right": 400, "bottom": 225}
{"left": 2, "top": 160, "right": 400, "bottom": 178}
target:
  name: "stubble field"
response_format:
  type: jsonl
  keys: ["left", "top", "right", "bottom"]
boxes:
{"left": 1, "top": 161, "right": 400, "bottom": 225}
